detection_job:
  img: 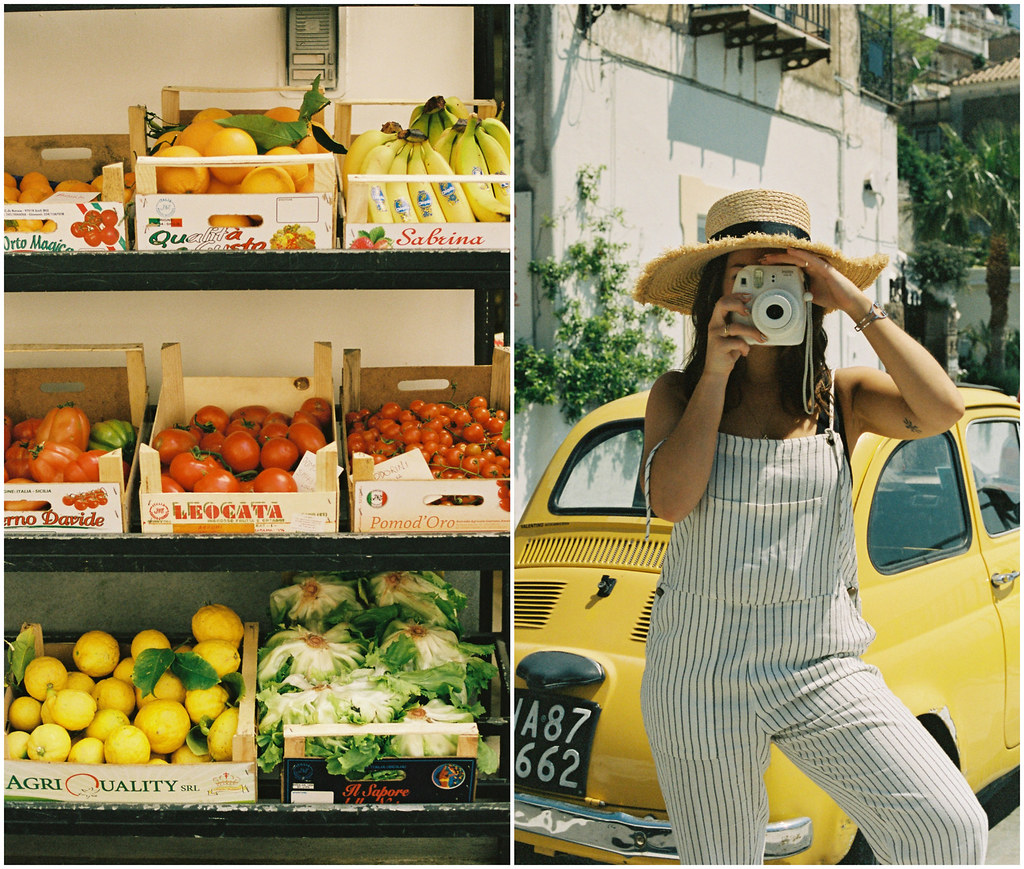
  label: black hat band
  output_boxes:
[709,220,811,242]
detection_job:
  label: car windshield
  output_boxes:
[550,419,646,515]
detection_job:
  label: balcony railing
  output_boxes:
[690,4,831,70]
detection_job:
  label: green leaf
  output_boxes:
[221,670,245,702]
[5,627,38,688]
[171,652,220,691]
[298,74,330,123]
[132,648,176,698]
[311,123,347,154]
[186,724,209,757]
[215,115,309,151]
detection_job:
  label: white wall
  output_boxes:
[4,5,480,400]
[514,6,899,521]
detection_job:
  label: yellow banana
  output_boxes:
[410,107,432,138]
[434,119,464,165]
[475,124,510,208]
[445,95,470,120]
[386,141,418,223]
[407,142,446,223]
[358,138,402,223]
[451,116,510,221]
[426,110,447,148]
[479,116,511,159]
[342,126,399,200]
[409,103,425,127]
[421,140,476,223]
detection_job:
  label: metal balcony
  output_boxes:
[690,4,831,70]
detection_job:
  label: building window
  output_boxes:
[859,7,896,102]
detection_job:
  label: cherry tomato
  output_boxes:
[220,431,262,473]
[478,459,502,478]
[84,210,102,226]
[152,427,199,465]
[472,406,491,423]
[378,401,402,421]
[191,405,230,434]
[484,416,505,435]
[70,222,88,238]
[84,229,103,247]
[299,397,333,430]
[468,396,488,411]
[99,209,118,227]
[260,436,300,471]
[99,225,120,246]
[193,468,241,493]
[287,421,327,455]
[253,468,298,493]
[461,455,483,476]
[462,423,486,444]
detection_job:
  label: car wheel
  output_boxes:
[838,830,877,865]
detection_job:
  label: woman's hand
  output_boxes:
[706,291,764,378]
[760,249,872,320]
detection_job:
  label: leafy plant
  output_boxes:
[515,165,676,422]
[907,240,971,292]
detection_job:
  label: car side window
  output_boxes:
[965,418,1020,536]
[550,421,645,514]
[867,433,971,572]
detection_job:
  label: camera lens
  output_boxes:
[766,304,785,321]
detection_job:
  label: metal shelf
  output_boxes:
[3,531,511,573]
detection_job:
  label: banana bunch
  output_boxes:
[343,100,511,224]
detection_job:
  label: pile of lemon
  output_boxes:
[6,604,244,766]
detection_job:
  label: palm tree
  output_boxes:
[914,121,1020,373]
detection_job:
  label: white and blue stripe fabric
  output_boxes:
[640,405,987,864]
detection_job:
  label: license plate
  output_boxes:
[513,690,600,796]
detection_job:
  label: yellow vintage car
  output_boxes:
[514,385,1019,864]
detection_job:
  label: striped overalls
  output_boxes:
[640,409,988,864]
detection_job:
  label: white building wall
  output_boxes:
[515,5,899,521]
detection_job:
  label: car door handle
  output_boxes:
[991,570,1020,587]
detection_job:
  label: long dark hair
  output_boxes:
[679,253,832,417]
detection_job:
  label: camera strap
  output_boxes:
[801,293,815,414]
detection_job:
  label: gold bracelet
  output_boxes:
[854,302,888,332]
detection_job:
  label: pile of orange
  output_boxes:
[153,106,329,201]
[4,170,134,233]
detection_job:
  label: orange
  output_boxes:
[296,172,315,193]
[55,180,96,193]
[208,214,253,227]
[19,171,50,192]
[240,165,295,194]
[264,106,300,122]
[205,177,240,195]
[192,107,231,122]
[203,128,258,185]
[155,145,210,194]
[19,187,52,203]
[90,175,105,192]
[176,119,225,155]
[151,130,179,153]
[264,146,308,185]
[3,171,16,187]
[5,185,20,203]
[295,123,329,155]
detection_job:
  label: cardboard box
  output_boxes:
[5,153,128,253]
[4,622,259,804]
[281,721,478,805]
[138,342,339,534]
[4,344,147,534]
[341,347,511,533]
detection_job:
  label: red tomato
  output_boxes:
[220,431,262,473]
[461,455,483,476]
[484,416,505,435]
[152,428,199,465]
[478,459,502,478]
[161,474,186,493]
[5,443,34,479]
[287,421,327,455]
[471,406,491,423]
[462,423,486,444]
[261,437,300,471]
[199,430,226,453]
[258,422,290,445]
[290,410,322,430]
[35,403,90,451]
[299,397,333,430]
[62,449,108,483]
[378,401,402,421]
[168,450,221,491]
[226,417,261,438]
[347,432,368,453]
[253,467,298,493]
[264,411,291,427]
[193,469,241,493]
[29,441,82,483]
[191,405,230,434]
[468,396,488,411]
[11,418,41,443]
[451,408,472,427]
[230,405,270,425]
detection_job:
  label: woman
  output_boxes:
[632,189,986,864]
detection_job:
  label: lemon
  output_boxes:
[113,657,135,683]
[50,688,98,731]
[192,640,241,677]
[130,629,171,659]
[40,691,58,724]
[7,695,43,731]
[7,730,31,759]
[72,631,120,678]
[24,656,68,701]
[184,684,230,725]
[148,757,169,765]
[171,743,211,764]
[27,723,72,762]
[133,699,191,755]
[93,677,136,716]
[207,706,239,761]
[104,724,150,764]
[65,671,97,694]
[68,736,106,764]
[136,670,186,706]
[192,604,244,647]
[85,708,130,742]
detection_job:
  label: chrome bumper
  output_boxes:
[515,792,813,861]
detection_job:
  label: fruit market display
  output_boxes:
[152,397,334,494]
[343,94,511,238]
[4,403,135,487]
[5,604,246,765]
[255,570,499,776]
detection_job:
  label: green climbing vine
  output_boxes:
[515,165,676,422]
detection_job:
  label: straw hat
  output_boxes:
[633,189,889,314]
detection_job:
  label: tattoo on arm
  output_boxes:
[903,417,922,433]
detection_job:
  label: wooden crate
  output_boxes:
[4,622,259,803]
[4,133,129,195]
[138,342,339,534]
[4,344,147,533]
[341,346,511,533]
